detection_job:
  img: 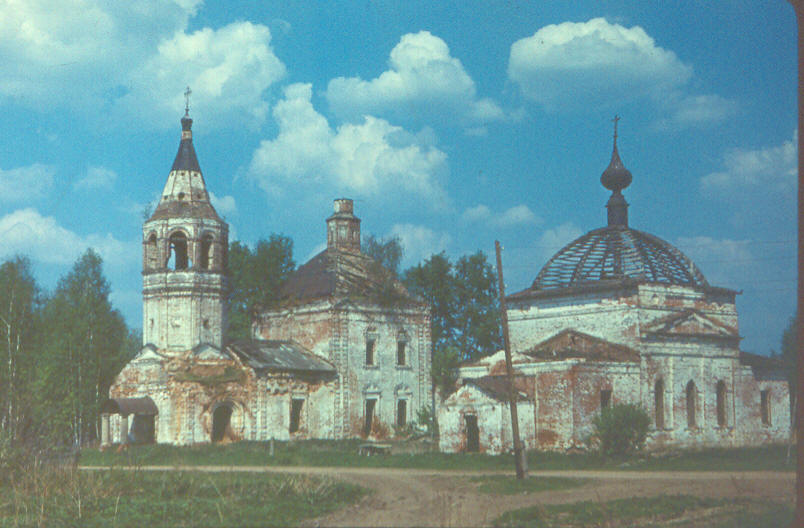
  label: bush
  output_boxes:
[592,403,651,456]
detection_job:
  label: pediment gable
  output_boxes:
[192,343,232,361]
[642,309,737,339]
[524,329,639,363]
[134,344,165,363]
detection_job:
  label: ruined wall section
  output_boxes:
[437,385,533,455]
[337,303,432,438]
[508,288,641,352]
[256,301,433,439]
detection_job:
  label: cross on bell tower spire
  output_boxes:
[184,86,192,117]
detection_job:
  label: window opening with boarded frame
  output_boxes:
[289,398,304,433]
[716,380,727,427]
[654,379,665,429]
[363,398,377,436]
[397,399,407,427]
[760,390,771,426]
[600,389,612,409]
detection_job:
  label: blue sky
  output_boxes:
[0,1,796,355]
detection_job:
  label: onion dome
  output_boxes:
[528,118,709,292]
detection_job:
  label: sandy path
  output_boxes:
[80,466,795,527]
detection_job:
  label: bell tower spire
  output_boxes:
[142,104,229,354]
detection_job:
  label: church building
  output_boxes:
[438,124,791,454]
[102,111,430,445]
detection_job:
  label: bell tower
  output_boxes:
[142,107,228,353]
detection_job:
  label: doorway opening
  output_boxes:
[211,404,232,442]
[465,414,479,452]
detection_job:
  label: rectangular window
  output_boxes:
[600,389,612,409]
[397,399,407,427]
[365,338,375,366]
[364,398,377,436]
[289,398,304,433]
[397,341,406,366]
[760,390,771,426]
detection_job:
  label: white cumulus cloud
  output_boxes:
[0,163,55,202]
[389,223,451,267]
[508,18,732,125]
[0,208,136,268]
[74,166,117,191]
[0,2,284,129]
[209,191,237,217]
[326,31,503,125]
[462,204,541,228]
[701,131,797,194]
[249,83,449,207]
[121,21,286,128]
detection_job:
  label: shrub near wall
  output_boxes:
[592,404,651,456]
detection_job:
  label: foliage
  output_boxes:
[82,442,794,472]
[471,475,583,495]
[1,467,366,527]
[362,234,403,274]
[0,256,42,441]
[493,495,786,528]
[37,249,129,446]
[591,403,651,456]
[403,251,501,400]
[414,405,436,438]
[227,235,295,340]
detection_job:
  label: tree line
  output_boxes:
[0,251,136,448]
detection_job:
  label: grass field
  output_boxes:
[492,495,794,527]
[80,439,795,473]
[0,466,366,527]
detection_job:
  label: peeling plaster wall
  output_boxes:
[257,301,432,439]
[438,385,534,455]
[109,352,337,445]
[440,283,789,453]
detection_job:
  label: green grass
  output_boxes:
[493,495,793,527]
[80,440,795,473]
[471,475,584,495]
[1,467,366,527]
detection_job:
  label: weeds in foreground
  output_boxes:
[493,494,793,527]
[0,464,365,527]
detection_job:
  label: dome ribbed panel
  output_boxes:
[532,227,708,290]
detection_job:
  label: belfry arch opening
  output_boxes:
[211,403,233,442]
[146,233,159,269]
[167,232,190,270]
[199,233,214,270]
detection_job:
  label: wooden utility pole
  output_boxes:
[495,240,527,479]
[788,2,804,526]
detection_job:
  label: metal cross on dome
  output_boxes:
[184,86,192,116]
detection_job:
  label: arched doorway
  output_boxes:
[211,403,232,442]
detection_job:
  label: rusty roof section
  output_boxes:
[148,114,222,222]
[279,248,417,306]
[101,396,158,416]
[465,376,529,402]
[523,329,640,363]
[227,339,336,374]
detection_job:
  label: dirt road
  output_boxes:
[80,465,794,527]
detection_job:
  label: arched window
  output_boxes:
[167,232,189,270]
[686,380,698,428]
[654,378,665,429]
[146,233,158,269]
[199,234,214,270]
[716,380,727,427]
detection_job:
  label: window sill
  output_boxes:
[396,365,412,370]
[363,365,380,370]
